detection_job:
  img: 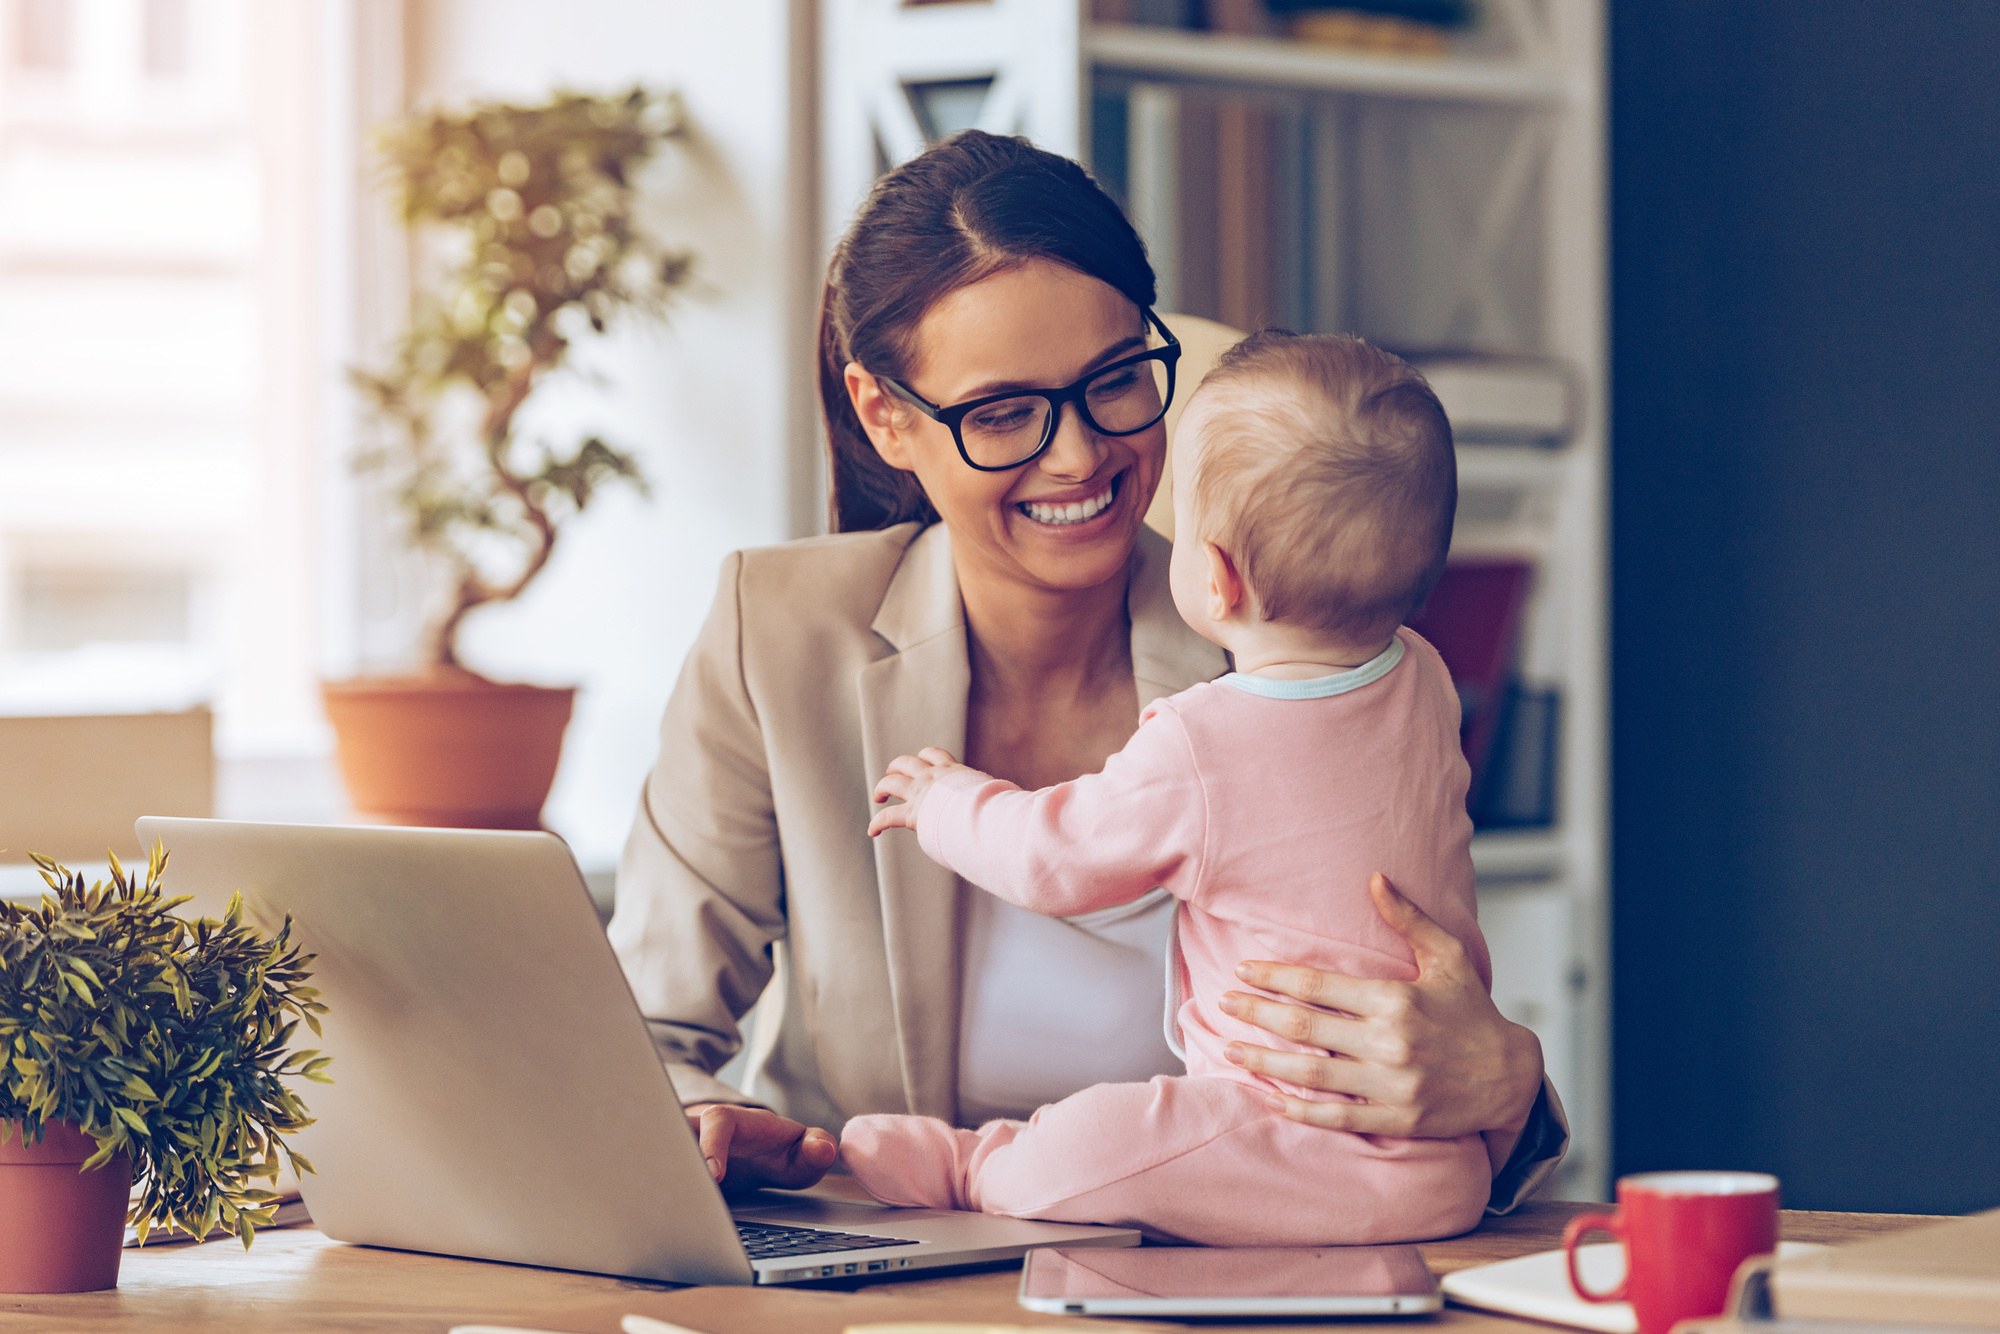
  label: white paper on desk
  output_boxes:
[1442,1241,1829,1333]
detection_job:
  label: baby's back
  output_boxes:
[1163,628,1484,1092]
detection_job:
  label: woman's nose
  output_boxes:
[1037,402,1105,481]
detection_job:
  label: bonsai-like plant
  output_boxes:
[0,847,331,1246]
[353,86,693,670]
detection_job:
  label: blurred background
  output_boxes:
[0,0,1992,1213]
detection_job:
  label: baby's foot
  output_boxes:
[839,1114,978,1210]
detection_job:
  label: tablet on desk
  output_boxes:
[1019,1243,1444,1317]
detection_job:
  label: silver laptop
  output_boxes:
[135,817,1140,1286]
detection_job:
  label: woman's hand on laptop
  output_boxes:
[1217,872,1544,1146]
[685,1103,838,1192]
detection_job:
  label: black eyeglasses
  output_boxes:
[876,309,1181,471]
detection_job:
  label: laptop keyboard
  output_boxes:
[735,1220,917,1261]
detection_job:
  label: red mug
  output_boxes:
[1563,1171,1780,1334]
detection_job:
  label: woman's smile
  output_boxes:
[1014,468,1125,531]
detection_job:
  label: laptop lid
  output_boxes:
[136,817,755,1286]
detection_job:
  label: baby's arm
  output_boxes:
[869,707,1206,917]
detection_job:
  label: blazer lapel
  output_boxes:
[856,524,968,1121]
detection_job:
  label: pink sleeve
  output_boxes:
[914,705,1207,917]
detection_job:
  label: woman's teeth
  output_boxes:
[1021,483,1115,526]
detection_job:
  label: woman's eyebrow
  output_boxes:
[952,333,1148,401]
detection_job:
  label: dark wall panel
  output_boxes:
[1611,2,2000,1213]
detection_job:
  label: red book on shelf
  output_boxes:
[1407,560,1535,788]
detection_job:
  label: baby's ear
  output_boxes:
[1203,541,1247,622]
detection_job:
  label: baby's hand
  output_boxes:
[868,747,969,837]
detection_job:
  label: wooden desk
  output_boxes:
[0,1201,1941,1334]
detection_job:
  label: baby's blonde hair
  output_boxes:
[1185,332,1456,644]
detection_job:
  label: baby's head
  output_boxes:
[1169,332,1456,658]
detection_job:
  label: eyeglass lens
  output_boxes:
[959,356,1172,468]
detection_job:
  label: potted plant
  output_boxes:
[0,847,330,1293]
[329,86,694,829]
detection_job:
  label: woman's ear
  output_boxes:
[1203,541,1247,624]
[845,362,916,472]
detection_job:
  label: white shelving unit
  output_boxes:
[821,0,1607,1200]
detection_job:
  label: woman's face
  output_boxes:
[846,259,1165,595]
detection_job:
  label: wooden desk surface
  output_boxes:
[0,1200,1941,1334]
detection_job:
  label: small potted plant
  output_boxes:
[0,847,330,1293]
[328,86,694,829]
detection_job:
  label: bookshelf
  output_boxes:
[1087,22,1576,103]
[821,0,1606,1200]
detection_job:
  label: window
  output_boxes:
[142,0,189,78]
[0,0,324,756]
[9,0,71,72]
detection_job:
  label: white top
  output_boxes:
[956,883,1183,1125]
[953,642,1413,1125]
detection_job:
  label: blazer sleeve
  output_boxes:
[1485,1077,1572,1213]
[608,551,786,1109]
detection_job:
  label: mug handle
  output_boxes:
[1563,1211,1630,1303]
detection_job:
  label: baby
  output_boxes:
[844,331,1492,1246]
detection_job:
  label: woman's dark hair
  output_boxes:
[819,130,1157,532]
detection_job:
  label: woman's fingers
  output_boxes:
[1225,1037,1413,1103]
[873,772,912,803]
[1261,1091,1418,1137]
[694,1104,736,1182]
[1367,872,1474,980]
[1232,959,1389,1019]
[1220,989,1375,1058]
[693,1106,838,1191]
[916,747,959,766]
[774,1126,840,1188]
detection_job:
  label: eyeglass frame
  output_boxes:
[873,308,1182,472]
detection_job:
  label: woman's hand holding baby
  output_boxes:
[1220,873,1545,1149]
[868,747,971,836]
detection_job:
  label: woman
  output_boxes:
[609,131,1565,1210]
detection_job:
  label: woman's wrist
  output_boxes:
[1494,1019,1545,1134]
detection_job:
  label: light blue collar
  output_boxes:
[1219,635,1405,700]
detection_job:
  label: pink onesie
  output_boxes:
[840,627,1494,1245]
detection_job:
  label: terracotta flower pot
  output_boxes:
[322,673,577,829]
[0,1121,131,1293]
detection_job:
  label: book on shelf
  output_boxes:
[1471,680,1558,829]
[1407,559,1554,828]
[1408,560,1530,782]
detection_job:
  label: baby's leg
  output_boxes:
[853,1077,1490,1245]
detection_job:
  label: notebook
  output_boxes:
[1442,1242,1829,1333]
[1769,1208,2000,1327]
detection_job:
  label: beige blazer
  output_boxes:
[610,520,1223,1123]
[609,518,1568,1209]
